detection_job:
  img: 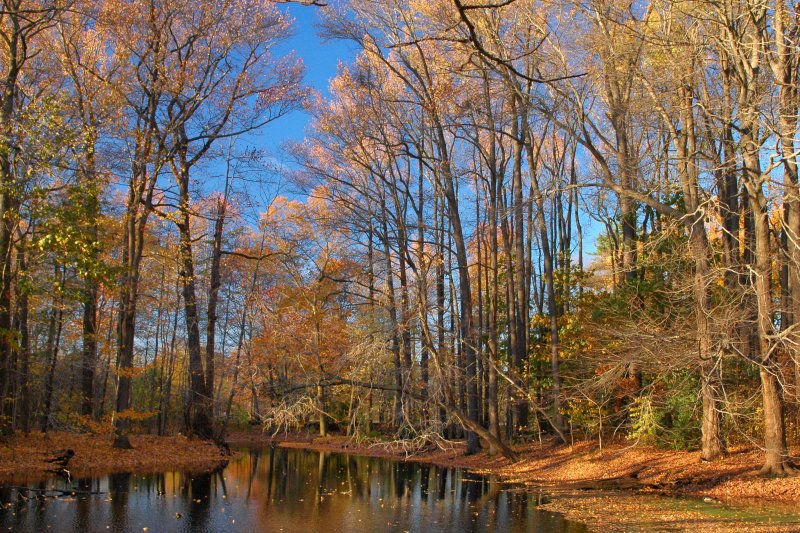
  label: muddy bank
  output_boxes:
[0,432,232,482]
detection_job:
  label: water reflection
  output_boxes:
[0,447,585,532]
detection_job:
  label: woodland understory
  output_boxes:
[1,0,800,485]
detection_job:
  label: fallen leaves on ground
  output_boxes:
[0,432,232,482]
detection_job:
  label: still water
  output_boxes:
[0,447,586,532]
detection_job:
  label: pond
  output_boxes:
[0,447,587,532]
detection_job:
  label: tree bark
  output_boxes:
[175,153,213,440]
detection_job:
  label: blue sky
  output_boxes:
[245,4,602,260]
[190,4,352,219]
[259,4,354,160]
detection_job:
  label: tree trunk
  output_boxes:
[206,198,226,421]
[178,191,213,440]
[0,12,23,437]
[379,195,403,428]
[523,124,565,440]
[15,245,30,434]
[41,270,65,433]
[435,122,481,454]
[744,141,794,475]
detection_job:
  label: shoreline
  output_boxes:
[228,432,800,531]
[1,430,799,530]
[3,430,798,503]
[0,432,232,483]
[226,431,800,503]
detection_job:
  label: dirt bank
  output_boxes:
[0,432,232,482]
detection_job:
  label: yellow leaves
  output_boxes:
[153,208,182,225]
[63,413,115,437]
[641,4,663,35]
[409,0,458,26]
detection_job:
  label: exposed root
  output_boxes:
[369,430,457,458]
[758,461,800,477]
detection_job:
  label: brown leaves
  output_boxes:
[0,432,231,482]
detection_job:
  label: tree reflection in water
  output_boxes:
[0,447,585,532]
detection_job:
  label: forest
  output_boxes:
[1,0,800,480]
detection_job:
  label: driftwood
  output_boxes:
[45,448,74,467]
[44,448,75,480]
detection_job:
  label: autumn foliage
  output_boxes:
[1,0,800,482]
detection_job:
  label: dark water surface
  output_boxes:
[0,447,586,532]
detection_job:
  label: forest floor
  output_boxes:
[0,431,232,482]
[227,430,800,532]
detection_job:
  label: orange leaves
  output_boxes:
[0,432,229,481]
[247,193,357,377]
[113,408,156,422]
